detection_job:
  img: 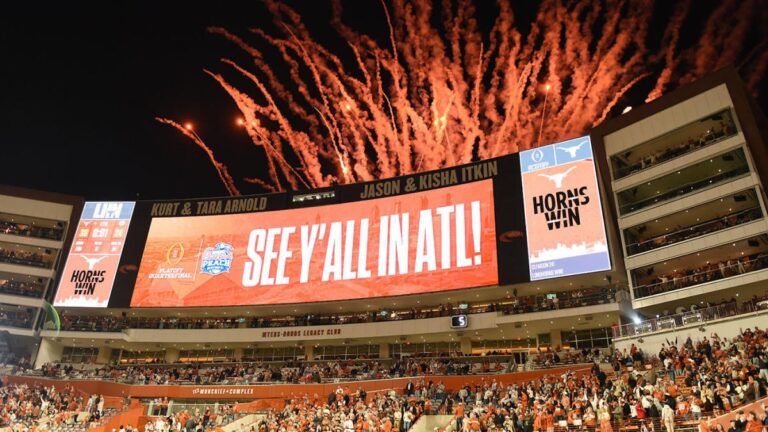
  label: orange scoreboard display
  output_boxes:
[129,180,498,307]
[54,202,135,307]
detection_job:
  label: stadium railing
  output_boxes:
[612,298,768,338]
[50,287,622,333]
[632,254,768,299]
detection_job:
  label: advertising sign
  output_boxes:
[520,136,610,280]
[54,202,135,307]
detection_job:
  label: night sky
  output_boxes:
[0,2,296,200]
[0,1,764,201]
[1,1,438,201]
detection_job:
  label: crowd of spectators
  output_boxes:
[626,207,763,256]
[252,386,430,432]
[255,366,610,432]
[0,278,46,299]
[0,308,34,329]
[21,348,612,389]
[620,330,767,414]
[525,349,607,370]
[0,247,53,269]
[620,160,750,215]
[54,287,619,333]
[251,326,767,431]
[0,219,64,241]
[6,327,766,431]
[0,383,112,431]
[609,327,768,431]
[613,115,737,179]
[33,357,514,387]
[143,403,239,432]
[634,252,768,299]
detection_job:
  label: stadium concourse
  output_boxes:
[3,66,768,432]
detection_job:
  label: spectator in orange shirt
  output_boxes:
[533,410,543,432]
[468,413,482,431]
[584,407,597,427]
[544,410,555,432]
[698,418,711,432]
[668,384,678,398]
[455,402,465,431]
[746,412,762,432]
[554,403,565,422]
[381,416,392,432]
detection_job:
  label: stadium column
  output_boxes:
[304,344,315,360]
[460,337,472,355]
[164,348,180,363]
[96,347,112,364]
[34,339,64,369]
[234,347,244,361]
[550,329,562,350]
[379,343,390,359]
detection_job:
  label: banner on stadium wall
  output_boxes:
[129,180,498,307]
[53,202,135,307]
[520,136,611,280]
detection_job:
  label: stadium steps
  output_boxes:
[411,414,454,432]
[220,414,265,432]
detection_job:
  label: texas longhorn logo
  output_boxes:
[556,140,588,158]
[538,166,577,188]
[80,255,107,270]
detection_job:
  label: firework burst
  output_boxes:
[158,0,768,195]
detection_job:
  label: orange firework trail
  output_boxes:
[158,0,767,194]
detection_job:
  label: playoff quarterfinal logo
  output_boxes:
[200,242,234,275]
[531,149,544,163]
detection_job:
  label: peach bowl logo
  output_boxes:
[200,242,233,275]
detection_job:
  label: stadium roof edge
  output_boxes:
[0,184,83,206]
[590,65,753,137]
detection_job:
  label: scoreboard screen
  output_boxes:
[51,136,612,308]
[53,202,135,307]
[451,315,469,328]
